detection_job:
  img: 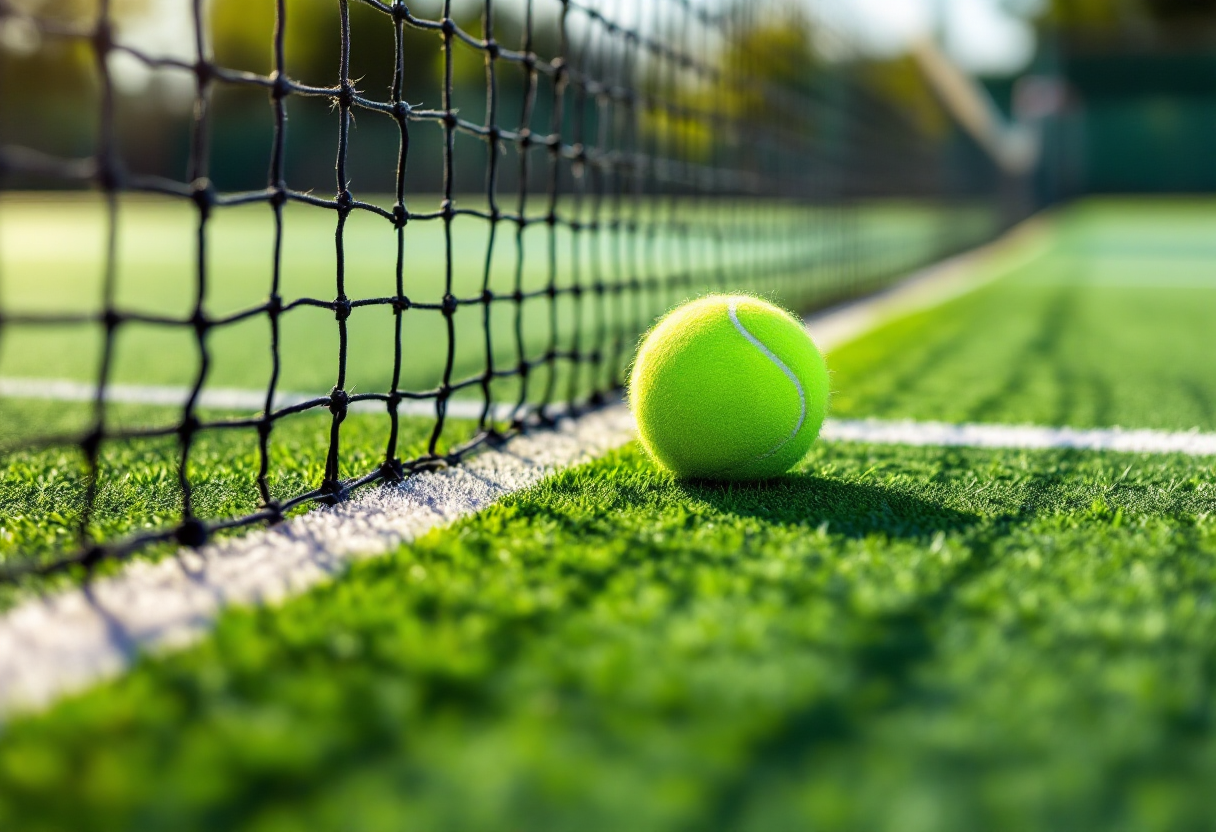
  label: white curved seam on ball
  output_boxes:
[727,301,806,461]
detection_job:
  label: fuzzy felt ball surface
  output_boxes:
[629,294,830,480]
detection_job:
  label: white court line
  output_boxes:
[823,419,1216,457]
[0,378,511,422]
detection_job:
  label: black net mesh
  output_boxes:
[0,0,1025,581]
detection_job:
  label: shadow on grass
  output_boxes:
[678,473,992,825]
[677,473,980,541]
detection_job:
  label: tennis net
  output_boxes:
[0,0,1029,580]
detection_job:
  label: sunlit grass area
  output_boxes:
[829,199,1216,432]
[2,441,1213,831]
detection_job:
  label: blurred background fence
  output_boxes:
[3,1,1214,204]
[0,0,1017,204]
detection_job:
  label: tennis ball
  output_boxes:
[629,294,829,481]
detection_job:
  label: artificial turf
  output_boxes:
[0,410,480,605]
[1,441,1215,831]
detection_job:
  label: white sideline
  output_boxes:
[823,419,1216,456]
[0,378,512,422]
[0,215,1055,717]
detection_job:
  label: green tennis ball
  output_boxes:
[629,294,830,481]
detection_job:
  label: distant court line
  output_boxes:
[0,377,511,421]
[4,370,1211,456]
[822,419,1216,457]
